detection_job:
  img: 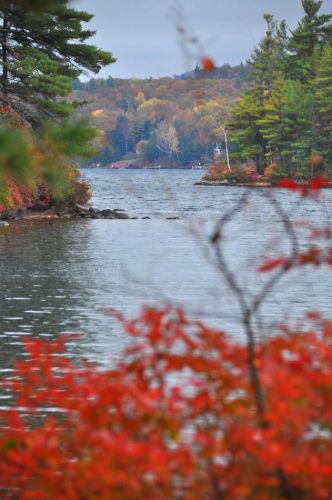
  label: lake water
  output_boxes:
[0,168,332,375]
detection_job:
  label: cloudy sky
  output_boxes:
[76,0,331,79]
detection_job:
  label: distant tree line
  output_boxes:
[72,69,246,166]
[177,62,249,84]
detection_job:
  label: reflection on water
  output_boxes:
[0,169,332,371]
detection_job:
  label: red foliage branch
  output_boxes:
[0,180,52,213]
[277,176,326,198]
[0,308,332,498]
[258,247,332,273]
[5,179,35,209]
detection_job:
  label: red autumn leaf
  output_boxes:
[277,178,298,190]
[201,57,215,71]
[308,175,325,190]
[296,247,322,266]
[306,311,321,321]
[309,227,332,239]
[257,257,288,273]
[277,176,326,198]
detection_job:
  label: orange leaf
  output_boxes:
[201,57,215,71]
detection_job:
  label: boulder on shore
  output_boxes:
[66,204,130,219]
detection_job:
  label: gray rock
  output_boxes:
[74,203,89,212]
[99,209,115,219]
[112,211,130,219]
[56,205,131,220]
[0,209,15,221]
[194,180,230,186]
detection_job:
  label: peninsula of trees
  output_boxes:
[228,0,332,181]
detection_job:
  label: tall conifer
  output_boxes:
[313,46,332,166]
[229,15,286,172]
[0,1,115,123]
[287,0,331,81]
[229,0,331,177]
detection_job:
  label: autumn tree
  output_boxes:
[155,121,179,158]
[194,97,229,144]
[172,109,205,163]
[138,98,174,125]
[111,114,135,157]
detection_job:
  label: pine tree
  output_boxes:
[287,0,332,82]
[282,81,316,176]
[257,72,288,167]
[229,1,331,177]
[248,14,288,95]
[229,14,287,172]
[228,92,265,171]
[313,46,332,166]
[0,1,115,123]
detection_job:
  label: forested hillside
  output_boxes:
[73,65,249,166]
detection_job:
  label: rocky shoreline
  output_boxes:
[0,203,181,225]
[0,203,131,224]
[195,180,332,188]
[194,180,273,187]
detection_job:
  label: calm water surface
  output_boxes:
[0,169,331,375]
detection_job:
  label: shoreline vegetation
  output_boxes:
[195,180,332,188]
[199,160,332,188]
[0,0,115,222]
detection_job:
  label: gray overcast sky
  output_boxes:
[76,0,332,79]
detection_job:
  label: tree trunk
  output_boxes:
[256,154,261,174]
[1,9,9,88]
[222,127,231,170]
